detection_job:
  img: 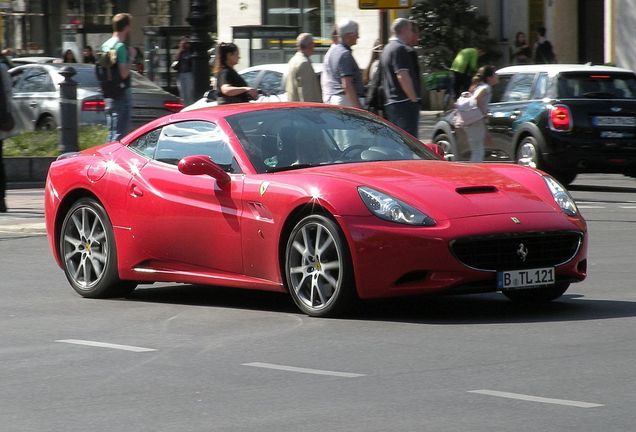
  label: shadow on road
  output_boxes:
[125,284,636,325]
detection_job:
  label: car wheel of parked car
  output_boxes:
[284,214,356,317]
[433,133,456,160]
[36,115,57,131]
[502,282,570,304]
[60,198,136,298]
[516,135,542,169]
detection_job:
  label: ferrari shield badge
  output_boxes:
[259,181,270,196]
[511,217,521,224]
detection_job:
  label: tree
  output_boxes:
[410,0,500,72]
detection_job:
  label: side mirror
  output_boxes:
[423,143,445,160]
[178,155,231,187]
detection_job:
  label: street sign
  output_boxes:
[358,0,412,9]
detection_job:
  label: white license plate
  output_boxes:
[497,267,555,290]
[593,116,636,127]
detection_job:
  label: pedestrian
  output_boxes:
[320,26,339,103]
[284,33,321,103]
[100,12,133,142]
[456,65,497,162]
[450,47,484,100]
[83,45,96,64]
[173,37,195,105]
[533,26,557,64]
[380,18,421,137]
[131,46,144,75]
[364,43,384,115]
[0,53,21,212]
[63,49,77,63]
[213,42,257,105]
[510,31,531,65]
[321,19,365,108]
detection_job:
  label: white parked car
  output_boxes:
[183,63,322,111]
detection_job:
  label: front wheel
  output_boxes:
[60,198,136,298]
[502,282,570,304]
[284,214,356,317]
[433,133,456,161]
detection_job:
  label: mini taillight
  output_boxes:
[549,104,572,131]
[82,100,105,111]
[163,101,184,112]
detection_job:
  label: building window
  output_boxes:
[263,0,334,46]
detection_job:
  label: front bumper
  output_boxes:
[338,212,587,300]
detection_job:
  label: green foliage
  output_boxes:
[411,0,501,71]
[4,125,108,157]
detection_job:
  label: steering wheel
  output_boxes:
[339,145,368,160]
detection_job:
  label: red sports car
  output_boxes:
[44,103,587,317]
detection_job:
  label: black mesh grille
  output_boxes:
[450,232,583,271]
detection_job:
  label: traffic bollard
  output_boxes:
[58,66,79,153]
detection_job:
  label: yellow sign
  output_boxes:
[359,0,412,9]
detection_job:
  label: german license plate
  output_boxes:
[497,267,555,290]
[593,116,636,127]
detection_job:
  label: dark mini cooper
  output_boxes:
[432,64,636,185]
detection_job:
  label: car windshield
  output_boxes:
[557,72,636,99]
[226,107,436,173]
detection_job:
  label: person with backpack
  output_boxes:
[99,13,133,142]
[454,65,498,162]
[380,18,421,137]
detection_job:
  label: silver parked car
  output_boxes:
[10,63,183,131]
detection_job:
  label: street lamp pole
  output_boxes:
[188,0,213,102]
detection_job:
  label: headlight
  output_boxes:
[358,186,435,226]
[543,176,578,216]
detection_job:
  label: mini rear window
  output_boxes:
[557,72,636,99]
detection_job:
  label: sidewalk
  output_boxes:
[0,189,46,235]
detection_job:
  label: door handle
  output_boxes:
[130,184,144,198]
[29,102,38,108]
[511,110,522,118]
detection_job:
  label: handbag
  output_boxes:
[454,91,483,127]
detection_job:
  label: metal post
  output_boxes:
[188,0,213,102]
[58,66,78,153]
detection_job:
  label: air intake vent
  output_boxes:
[456,186,498,195]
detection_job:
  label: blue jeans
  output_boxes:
[384,101,420,138]
[105,90,132,142]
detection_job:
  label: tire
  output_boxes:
[433,133,456,161]
[502,282,570,304]
[553,170,577,187]
[284,214,356,317]
[36,115,57,131]
[516,135,542,170]
[60,198,136,298]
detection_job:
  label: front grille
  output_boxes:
[450,231,583,271]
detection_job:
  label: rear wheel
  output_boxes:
[433,133,455,160]
[284,214,356,317]
[516,135,542,169]
[502,282,570,304]
[60,198,136,298]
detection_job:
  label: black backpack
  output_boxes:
[95,48,127,98]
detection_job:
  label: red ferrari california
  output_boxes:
[45,103,587,317]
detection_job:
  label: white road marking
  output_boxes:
[242,362,365,378]
[468,389,603,408]
[619,206,636,209]
[577,205,606,209]
[56,339,156,352]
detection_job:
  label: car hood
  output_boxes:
[300,160,557,220]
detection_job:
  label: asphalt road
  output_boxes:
[2,174,636,431]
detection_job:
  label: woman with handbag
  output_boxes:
[454,65,497,162]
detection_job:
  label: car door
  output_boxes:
[126,120,245,274]
[13,67,58,130]
[487,72,537,160]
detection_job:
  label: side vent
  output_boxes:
[456,186,498,195]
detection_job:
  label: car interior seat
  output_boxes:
[277,126,299,166]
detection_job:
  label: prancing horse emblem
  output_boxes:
[517,243,529,262]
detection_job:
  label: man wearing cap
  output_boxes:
[285,33,321,103]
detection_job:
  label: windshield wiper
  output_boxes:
[266,163,318,173]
